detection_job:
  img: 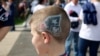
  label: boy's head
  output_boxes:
[30,6,70,55]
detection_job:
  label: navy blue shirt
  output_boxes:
[0,5,14,28]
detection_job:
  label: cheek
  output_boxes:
[31,36,47,55]
[31,36,43,53]
[31,37,35,46]
[31,36,39,47]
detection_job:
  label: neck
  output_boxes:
[72,1,78,5]
[39,43,65,56]
[48,43,65,56]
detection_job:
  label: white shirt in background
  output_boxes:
[32,4,46,13]
[79,2,100,41]
[64,2,82,32]
[31,0,38,13]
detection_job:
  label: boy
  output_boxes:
[29,6,70,56]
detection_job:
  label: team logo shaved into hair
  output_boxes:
[41,14,62,36]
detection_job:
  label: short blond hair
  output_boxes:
[30,6,70,43]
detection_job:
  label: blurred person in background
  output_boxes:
[7,0,16,31]
[53,0,66,8]
[78,0,100,56]
[64,0,82,56]
[31,0,38,14]
[23,0,48,28]
[18,0,27,19]
[31,0,48,13]
[0,0,13,41]
[1,0,9,12]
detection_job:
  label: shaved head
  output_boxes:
[30,6,70,43]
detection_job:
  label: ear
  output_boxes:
[41,32,50,44]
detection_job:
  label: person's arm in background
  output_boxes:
[0,27,11,41]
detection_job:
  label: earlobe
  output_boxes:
[41,32,50,44]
